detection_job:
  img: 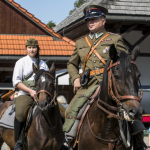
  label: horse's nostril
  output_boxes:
[45,102,47,106]
[129,109,136,117]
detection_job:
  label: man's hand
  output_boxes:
[29,89,37,99]
[73,78,81,94]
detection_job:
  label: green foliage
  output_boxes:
[69,0,87,15]
[47,21,56,28]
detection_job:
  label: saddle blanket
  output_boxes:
[0,105,15,129]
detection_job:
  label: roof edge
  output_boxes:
[57,14,150,34]
[0,55,71,62]
[4,0,75,46]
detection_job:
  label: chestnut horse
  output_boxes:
[0,63,65,150]
[77,46,143,150]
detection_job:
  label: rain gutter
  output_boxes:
[57,15,150,34]
[0,56,70,63]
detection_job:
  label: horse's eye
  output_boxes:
[114,75,119,80]
[49,83,54,88]
[137,73,141,79]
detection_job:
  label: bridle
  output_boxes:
[88,59,144,148]
[34,71,56,111]
[97,59,143,120]
[107,60,143,107]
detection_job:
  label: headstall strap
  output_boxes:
[34,71,56,106]
[107,60,143,105]
[42,72,55,80]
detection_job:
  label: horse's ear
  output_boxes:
[109,44,118,62]
[129,45,140,61]
[33,63,38,73]
[49,62,55,78]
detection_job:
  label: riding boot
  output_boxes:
[68,140,73,150]
[14,117,24,150]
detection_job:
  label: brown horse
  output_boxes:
[0,63,65,150]
[77,46,143,150]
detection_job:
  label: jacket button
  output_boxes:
[94,55,96,57]
[83,49,85,52]
[94,60,96,63]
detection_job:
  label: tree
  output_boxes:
[47,21,56,28]
[69,0,88,15]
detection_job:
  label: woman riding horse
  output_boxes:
[12,38,49,150]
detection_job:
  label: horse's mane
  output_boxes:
[119,52,131,76]
[100,58,111,90]
[34,69,45,82]
[100,51,130,99]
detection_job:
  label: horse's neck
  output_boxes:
[88,82,119,138]
[89,100,118,138]
[39,104,61,129]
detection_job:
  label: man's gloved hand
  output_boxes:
[73,78,81,94]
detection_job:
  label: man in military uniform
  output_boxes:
[64,4,145,150]
[66,4,127,116]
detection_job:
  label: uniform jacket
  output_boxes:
[67,29,128,85]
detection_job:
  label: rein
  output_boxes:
[87,60,143,149]
[34,72,57,111]
[107,60,143,106]
[97,60,143,120]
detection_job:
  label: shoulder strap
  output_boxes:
[83,34,109,72]
[24,64,37,81]
[24,71,34,81]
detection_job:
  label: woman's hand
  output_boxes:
[17,82,37,98]
[29,89,37,99]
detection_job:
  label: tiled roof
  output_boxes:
[6,0,75,46]
[0,35,75,55]
[54,0,150,32]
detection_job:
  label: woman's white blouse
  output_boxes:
[12,55,49,96]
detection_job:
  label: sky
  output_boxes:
[14,0,75,25]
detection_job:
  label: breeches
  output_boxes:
[65,79,99,117]
[15,95,34,122]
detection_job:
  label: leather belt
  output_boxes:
[90,68,104,76]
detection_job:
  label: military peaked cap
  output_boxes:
[26,38,39,46]
[83,4,108,21]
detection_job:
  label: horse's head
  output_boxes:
[33,63,56,111]
[109,45,143,121]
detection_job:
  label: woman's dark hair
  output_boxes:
[26,45,40,70]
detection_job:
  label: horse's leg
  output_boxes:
[2,129,15,149]
[0,133,4,149]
